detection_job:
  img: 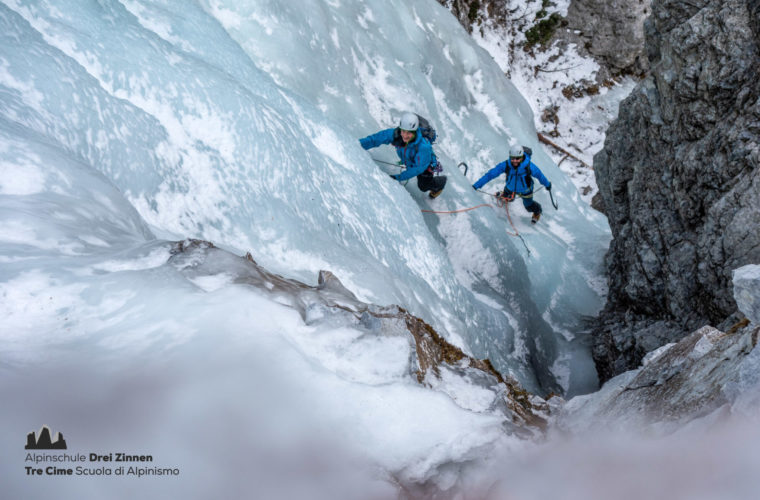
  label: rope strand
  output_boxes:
[423,191,531,256]
[486,192,531,255]
[372,158,531,254]
[372,157,404,168]
[421,204,492,214]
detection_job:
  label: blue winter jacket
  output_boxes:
[472,154,550,194]
[359,128,434,181]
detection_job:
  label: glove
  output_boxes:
[472,185,477,190]
[546,183,552,191]
[389,174,398,180]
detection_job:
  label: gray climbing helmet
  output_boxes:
[509,144,524,159]
[399,112,419,132]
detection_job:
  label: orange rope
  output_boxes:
[421,191,531,255]
[493,194,520,237]
[421,204,493,214]
[421,193,521,237]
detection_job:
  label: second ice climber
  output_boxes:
[359,112,447,199]
[472,144,552,224]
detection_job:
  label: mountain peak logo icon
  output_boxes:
[25,425,67,450]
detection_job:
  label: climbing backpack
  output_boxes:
[416,114,437,144]
[416,115,442,173]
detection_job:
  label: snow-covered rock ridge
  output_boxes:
[561,323,760,433]
[172,238,552,435]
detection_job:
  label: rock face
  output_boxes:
[436,0,509,33]
[564,0,651,78]
[593,0,760,382]
[734,265,760,325]
[559,322,760,433]
[440,0,651,79]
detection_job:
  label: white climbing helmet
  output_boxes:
[399,112,419,132]
[509,144,524,159]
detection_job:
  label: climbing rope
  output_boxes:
[372,158,404,168]
[420,204,492,214]
[492,192,532,255]
[422,190,531,255]
[373,157,533,253]
[372,157,409,185]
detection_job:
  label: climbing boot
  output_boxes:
[429,188,443,199]
[531,212,541,224]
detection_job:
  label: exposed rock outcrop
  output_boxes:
[563,0,651,78]
[440,0,651,80]
[436,0,510,34]
[169,239,550,433]
[593,0,760,382]
[734,265,760,325]
[560,321,760,432]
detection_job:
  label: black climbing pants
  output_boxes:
[417,171,446,193]
[522,196,542,214]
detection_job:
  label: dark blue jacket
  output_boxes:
[473,154,550,194]
[359,128,434,181]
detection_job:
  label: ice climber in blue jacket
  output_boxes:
[472,144,552,224]
[359,112,447,199]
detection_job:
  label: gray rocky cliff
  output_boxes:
[436,0,510,34]
[439,0,651,80]
[559,266,760,433]
[593,0,760,382]
[564,0,651,78]
[559,322,760,433]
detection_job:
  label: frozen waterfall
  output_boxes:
[1,0,613,498]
